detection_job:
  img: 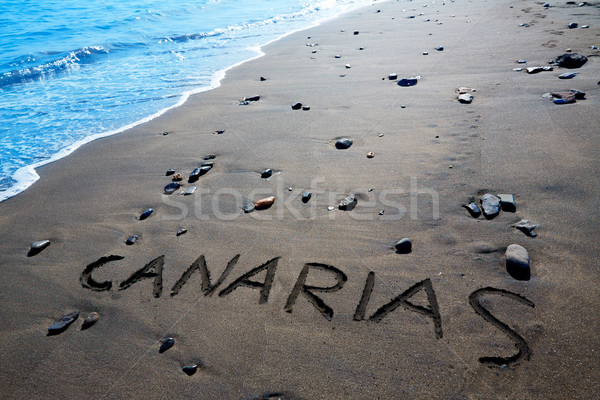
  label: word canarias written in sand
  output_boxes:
[81,254,535,367]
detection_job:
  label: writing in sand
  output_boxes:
[81,253,535,367]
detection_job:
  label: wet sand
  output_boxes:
[1,0,599,398]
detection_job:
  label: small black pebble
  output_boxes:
[159,337,175,353]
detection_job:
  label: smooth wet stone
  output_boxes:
[184,186,197,196]
[242,203,255,213]
[463,202,481,218]
[244,95,260,102]
[517,59,527,64]
[568,22,578,29]
[164,182,180,194]
[48,311,79,335]
[389,73,398,80]
[302,106,310,111]
[394,238,412,254]
[159,337,175,353]
[559,72,577,79]
[513,219,539,237]
[505,244,530,281]
[260,76,267,81]
[338,194,357,211]
[172,173,183,181]
[261,168,274,179]
[423,51,429,55]
[176,228,188,236]
[435,46,444,51]
[327,206,335,211]
[254,196,275,209]
[239,100,250,105]
[498,194,516,212]
[125,235,139,245]
[81,312,100,330]
[28,240,50,256]
[215,129,225,134]
[162,131,169,136]
[480,194,501,219]
[166,169,176,176]
[140,208,154,220]
[335,138,353,149]
[345,64,351,69]
[291,102,302,110]
[458,94,473,104]
[334,55,341,58]
[354,30,359,35]
[397,78,418,87]
[189,166,211,182]
[182,365,198,376]
[301,192,312,203]
[555,53,587,68]
[366,151,375,158]
[513,67,523,71]
[203,154,216,160]
[200,162,214,168]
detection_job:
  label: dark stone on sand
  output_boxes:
[242,203,255,213]
[480,194,501,219]
[189,166,211,182]
[463,202,481,218]
[339,194,357,211]
[261,168,274,179]
[260,77,267,81]
[200,162,214,168]
[215,129,225,134]
[125,235,139,245]
[203,154,216,160]
[140,208,154,220]
[164,182,180,194]
[301,192,312,203]
[397,78,418,87]
[302,106,310,111]
[394,238,412,254]
[335,138,353,149]
[559,72,577,79]
[81,312,100,330]
[458,94,473,104]
[244,95,260,102]
[291,102,302,110]
[159,337,175,353]
[48,311,79,335]
[389,73,398,80]
[166,169,176,176]
[354,30,359,35]
[506,244,530,281]
[162,131,169,136]
[436,46,444,51]
[498,194,516,212]
[28,240,50,257]
[239,101,250,105]
[183,365,198,376]
[568,22,578,29]
[513,219,539,237]
[176,228,188,236]
[555,53,587,68]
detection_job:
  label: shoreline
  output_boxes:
[0,0,381,204]
[1,0,599,398]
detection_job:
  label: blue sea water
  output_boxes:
[0,0,375,202]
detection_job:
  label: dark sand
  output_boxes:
[1,0,599,398]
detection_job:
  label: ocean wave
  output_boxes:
[0,45,109,89]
